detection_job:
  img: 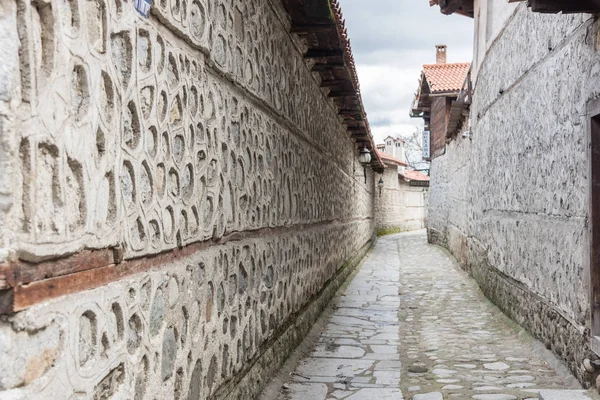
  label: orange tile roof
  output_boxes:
[422,63,470,94]
[402,170,430,182]
[376,151,408,167]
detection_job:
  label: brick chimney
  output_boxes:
[436,44,447,64]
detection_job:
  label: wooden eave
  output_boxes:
[411,72,460,117]
[431,0,600,15]
[446,66,472,138]
[509,0,600,14]
[410,73,432,117]
[430,0,475,18]
[282,0,384,172]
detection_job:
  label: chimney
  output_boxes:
[436,44,447,64]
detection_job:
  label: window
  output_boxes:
[387,141,392,146]
[396,143,401,147]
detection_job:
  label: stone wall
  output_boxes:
[0,0,376,398]
[427,2,600,385]
[375,166,427,235]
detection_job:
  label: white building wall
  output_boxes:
[427,0,599,384]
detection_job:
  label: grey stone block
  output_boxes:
[412,392,443,400]
[539,390,592,400]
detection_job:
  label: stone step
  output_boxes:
[538,390,594,400]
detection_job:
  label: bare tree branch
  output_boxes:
[398,128,430,171]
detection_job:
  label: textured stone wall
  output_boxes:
[0,0,376,398]
[427,2,600,384]
[374,166,427,235]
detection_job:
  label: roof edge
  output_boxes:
[281,0,384,171]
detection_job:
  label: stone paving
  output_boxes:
[274,231,586,400]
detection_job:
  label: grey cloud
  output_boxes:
[338,0,474,142]
[341,0,473,63]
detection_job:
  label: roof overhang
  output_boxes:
[430,0,600,15]
[509,0,600,13]
[446,65,472,138]
[429,0,474,18]
[281,0,385,172]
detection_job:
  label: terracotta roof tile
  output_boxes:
[376,151,408,167]
[422,62,470,94]
[402,170,430,182]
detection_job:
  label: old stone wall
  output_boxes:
[375,166,427,235]
[427,1,600,384]
[0,0,376,398]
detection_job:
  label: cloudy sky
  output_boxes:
[338,0,474,144]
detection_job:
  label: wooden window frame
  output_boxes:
[588,97,600,355]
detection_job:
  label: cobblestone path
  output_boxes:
[272,231,585,400]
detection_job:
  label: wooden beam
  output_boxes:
[290,24,333,34]
[328,91,355,98]
[14,248,116,286]
[304,48,344,58]
[440,0,463,15]
[530,0,600,13]
[311,63,346,72]
[320,80,344,88]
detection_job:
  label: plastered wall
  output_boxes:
[427,1,600,383]
[375,166,427,235]
[0,0,376,397]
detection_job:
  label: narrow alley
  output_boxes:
[3,0,600,398]
[268,232,585,400]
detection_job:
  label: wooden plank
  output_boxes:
[9,218,376,312]
[304,48,344,58]
[328,91,355,98]
[320,80,341,87]
[431,97,447,157]
[14,263,125,311]
[588,98,600,343]
[290,24,333,34]
[311,63,345,72]
[530,0,600,13]
[15,248,115,285]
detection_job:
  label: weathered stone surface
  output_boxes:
[375,162,427,235]
[408,364,428,373]
[274,233,587,400]
[346,388,404,399]
[161,327,177,381]
[0,0,376,399]
[483,362,510,371]
[538,390,593,400]
[93,364,125,399]
[412,393,443,400]
[0,322,60,390]
[426,2,600,387]
[274,236,403,399]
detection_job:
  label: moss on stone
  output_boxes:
[376,227,406,237]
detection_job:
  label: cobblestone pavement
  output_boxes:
[274,231,585,400]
